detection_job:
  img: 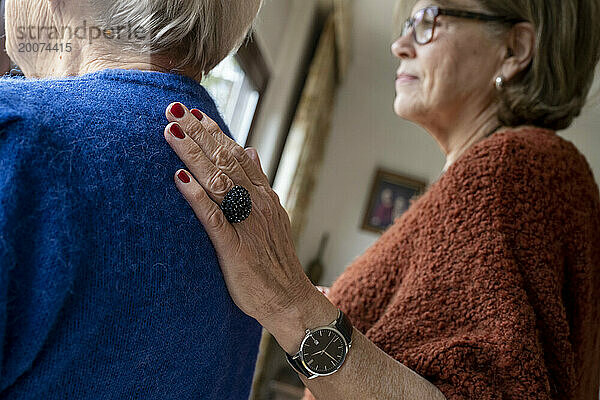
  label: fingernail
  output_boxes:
[191,109,204,121]
[177,170,190,183]
[170,124,185,139]
[170,103,185,118]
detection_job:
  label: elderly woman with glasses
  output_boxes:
[160,0,599,399]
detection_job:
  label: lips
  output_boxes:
[395,74,418,85]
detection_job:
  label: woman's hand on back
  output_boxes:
[162,102,331,341]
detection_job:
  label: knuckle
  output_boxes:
[260,191,279,220]
[186,121,204,141]
[208,169,230,196]
[261,203,274,219]
[207,207,226,228]
[207,121,221,135]
[188,147,205,165]
[209,127,222,140]
[206,126,222,143]
[192,188,206,204]
[232,145,247,160]
[215,147,237,172]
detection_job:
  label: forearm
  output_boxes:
[263,287,447,400]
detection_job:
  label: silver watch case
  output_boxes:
[295,323,352,379]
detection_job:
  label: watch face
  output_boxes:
[301,327,347,375]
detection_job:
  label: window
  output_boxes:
[202,57,259,146]
[202,35,269,147]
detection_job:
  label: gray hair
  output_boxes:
[89,0,262,79]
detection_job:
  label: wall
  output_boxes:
[294,0,600,286]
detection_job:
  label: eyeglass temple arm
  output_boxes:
[437,9,525,24]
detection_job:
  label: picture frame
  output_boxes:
[361,168,427,234]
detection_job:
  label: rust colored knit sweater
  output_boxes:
[304,127,600,399]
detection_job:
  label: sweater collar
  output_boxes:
[441,125,556,174]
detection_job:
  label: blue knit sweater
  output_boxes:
[0,69,261,399]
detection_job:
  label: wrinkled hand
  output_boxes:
[162,102,316,327]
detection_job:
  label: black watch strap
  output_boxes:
[335,310,353,344]
[286,352,313,377]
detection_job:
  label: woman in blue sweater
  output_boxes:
[0,0,262,398]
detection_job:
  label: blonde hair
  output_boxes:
[394,0,600,131]
[89,0,262,80]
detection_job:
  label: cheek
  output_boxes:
[447,41,497,95]
[424,49,463,100]
[422,42,494,109]
[399,54,459,116]
[394,52,467,119]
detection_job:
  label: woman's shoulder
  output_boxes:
[0,74,89,130]
[437,126,600,221]
[0,69,227,137]
[487,125,576,156]
[472,125,566,161]
[455,125,595,184]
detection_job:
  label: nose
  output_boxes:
[391,33,416,59]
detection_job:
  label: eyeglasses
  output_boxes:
[401,6,525,45]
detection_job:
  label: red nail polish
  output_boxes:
[171,103,185,118]
[170,124,185,139]
[191,109,204,121]
[177,170,190,183]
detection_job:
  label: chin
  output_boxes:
[393,96,417,120]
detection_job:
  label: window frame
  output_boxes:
[233,33,270,148]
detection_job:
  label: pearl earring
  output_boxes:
[495,75,505,91]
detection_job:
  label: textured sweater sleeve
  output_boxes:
[324,221,410,335]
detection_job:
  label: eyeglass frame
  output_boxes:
[401,6,526,45]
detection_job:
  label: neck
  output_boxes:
[24,46,183,79]
[422,100,503,172]
[442,120,502,172]
[7,1,188,79]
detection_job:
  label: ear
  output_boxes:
[500,22,536,81]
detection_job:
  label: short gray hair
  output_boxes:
[89,0,262,79]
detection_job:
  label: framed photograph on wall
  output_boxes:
[361,168,427,234]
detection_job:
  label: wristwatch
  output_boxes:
[286,309,353,379]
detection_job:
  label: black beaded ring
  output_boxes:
[221,185,252,224]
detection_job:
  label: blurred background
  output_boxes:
[2,0,599,398]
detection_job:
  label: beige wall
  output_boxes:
[293,0,600,285]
